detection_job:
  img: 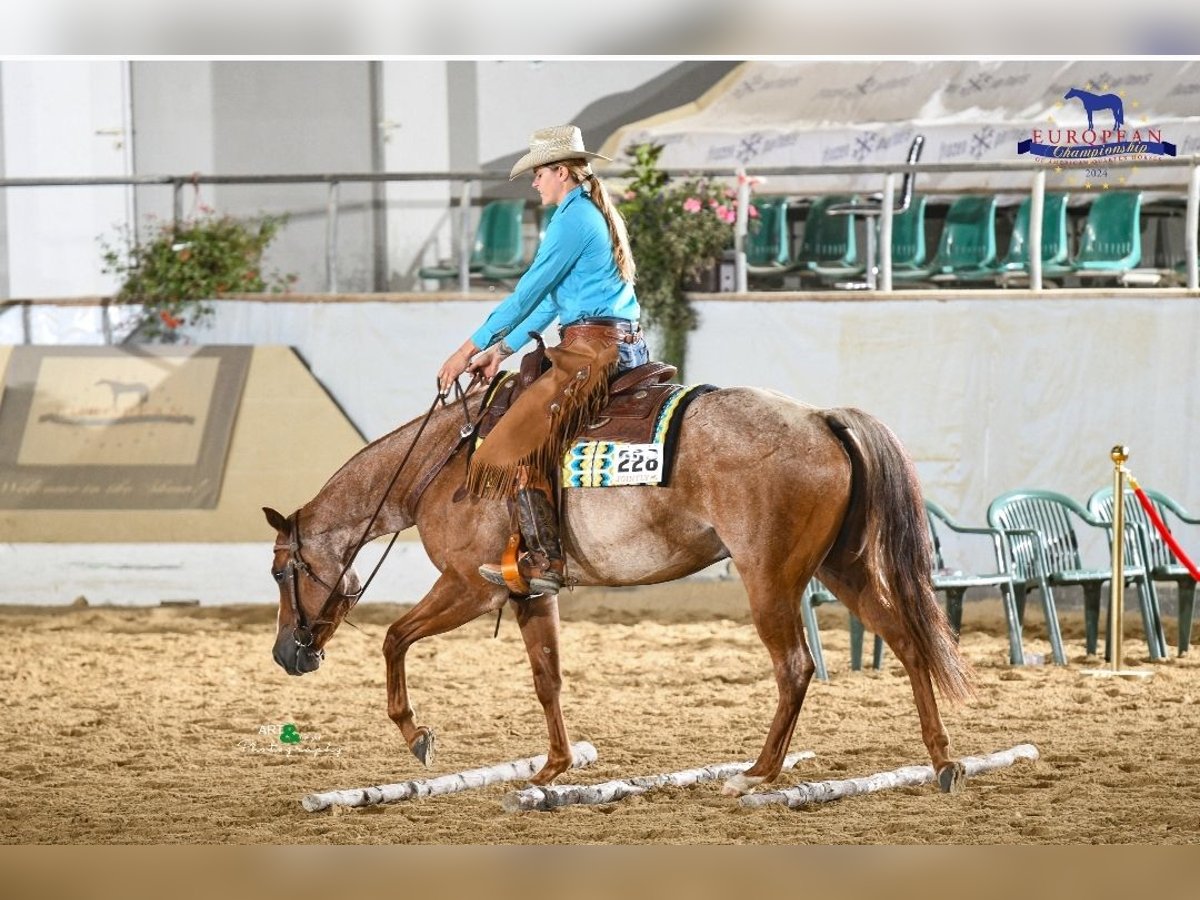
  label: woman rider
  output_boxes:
[437,124,648,596]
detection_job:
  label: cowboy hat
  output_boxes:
[509,124,611,180]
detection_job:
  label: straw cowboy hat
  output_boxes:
[509,124,611,180]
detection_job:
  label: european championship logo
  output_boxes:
[1017,84,1176,172]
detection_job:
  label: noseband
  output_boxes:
[273,516,364,650]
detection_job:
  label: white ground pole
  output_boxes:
[503,749,816,812]
[739,743,1039,810]
[301,741,598,812]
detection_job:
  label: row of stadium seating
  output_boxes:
[417,189,1191,292]
[747,190,1190,290]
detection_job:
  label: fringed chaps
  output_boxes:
[467,334,619,499]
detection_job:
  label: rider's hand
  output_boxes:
[466,347,504,381]
[437,341,478,395]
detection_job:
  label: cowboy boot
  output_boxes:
[512,483,565,595]
[479,471,564,595]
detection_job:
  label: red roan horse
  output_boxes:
[265,385,973,797]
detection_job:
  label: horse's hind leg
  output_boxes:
[512,594,573,785]
[820,571,964,793]
[721,569,816,797]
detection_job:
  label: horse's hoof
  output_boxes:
[721,773,765,797]
[411,727,436,768]
[938,761,966,793]
[528,756,571,786]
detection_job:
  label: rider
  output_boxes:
[437,124,648,596]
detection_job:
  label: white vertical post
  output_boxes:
[458,180,474,293]
[735,169,749,293]
[1187,161,1199,291]
[878,172,897,292]
[1029,169,1046,291]
[326,180,340,294]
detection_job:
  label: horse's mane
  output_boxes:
[316,391,486,496]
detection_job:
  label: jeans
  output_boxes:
[617,335,649,373]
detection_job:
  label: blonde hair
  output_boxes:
[561,159,636,284]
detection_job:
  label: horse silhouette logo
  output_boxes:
[95,378,151,407]
[1064,87,1124,131]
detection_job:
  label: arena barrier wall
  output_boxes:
[2,290,1196,604]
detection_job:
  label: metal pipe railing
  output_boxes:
[2,155,1197,295]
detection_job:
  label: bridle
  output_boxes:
[272,376,487,651]
[273,517,366,650]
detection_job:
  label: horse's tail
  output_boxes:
[822,407,974,703]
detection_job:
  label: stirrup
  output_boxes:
[478,563,561,597]
[527,572,562,596]
[478,564,509,588]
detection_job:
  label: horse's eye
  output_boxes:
[272,569,285,583]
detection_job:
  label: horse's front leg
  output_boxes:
[512,593,573,785]
[383,571,502,766]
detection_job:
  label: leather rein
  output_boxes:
[274,377,486,649]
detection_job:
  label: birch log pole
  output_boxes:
[740,743,1039,810]
[503,749,815,812]
[301,741,598,812]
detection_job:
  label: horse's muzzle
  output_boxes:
[273,629,324,676]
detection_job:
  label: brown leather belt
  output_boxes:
[560,322,640,346]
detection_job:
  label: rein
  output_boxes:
[277,376,485,647]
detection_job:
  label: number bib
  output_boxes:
[613,444,664,485]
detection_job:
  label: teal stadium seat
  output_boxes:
[1044,191,1142,282]
[924,195,999,284]
[816,195,927,286]
[418,199,528,286]
[792,194,858,281]
[744,197,794,279]
[961,192,1071,286]
[481,202,556,282]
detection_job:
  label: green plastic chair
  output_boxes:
[1087,486,1196,656]
[925,500,1025,664]
[1045,191,1142,278]
[793,194,858,278]
[801,577,881,682]
[745,197,793,275]
[987,489,1165,664]
[922,195,999,283]
[419,199,527,284]
[806,500,1028,677]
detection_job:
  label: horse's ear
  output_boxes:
[263,506,290,533]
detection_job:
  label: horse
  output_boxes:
[263,384,974,797]
[1064,87,1125,131]
[95,378,150,407]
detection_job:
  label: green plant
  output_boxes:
[101,208,294,342]
[617,143,753,374]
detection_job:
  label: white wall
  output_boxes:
[380,61,453,288]
[4,292,1198,599]
[1,60,132,298]
[131,60,217,223]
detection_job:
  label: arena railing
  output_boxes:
[0,156,1197,298]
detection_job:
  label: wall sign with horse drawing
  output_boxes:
[263,382,974,799]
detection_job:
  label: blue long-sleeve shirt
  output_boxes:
[469,185,639,353]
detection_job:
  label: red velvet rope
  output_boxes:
[1131,481,1200,580]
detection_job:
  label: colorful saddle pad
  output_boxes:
[561,383,715,488]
